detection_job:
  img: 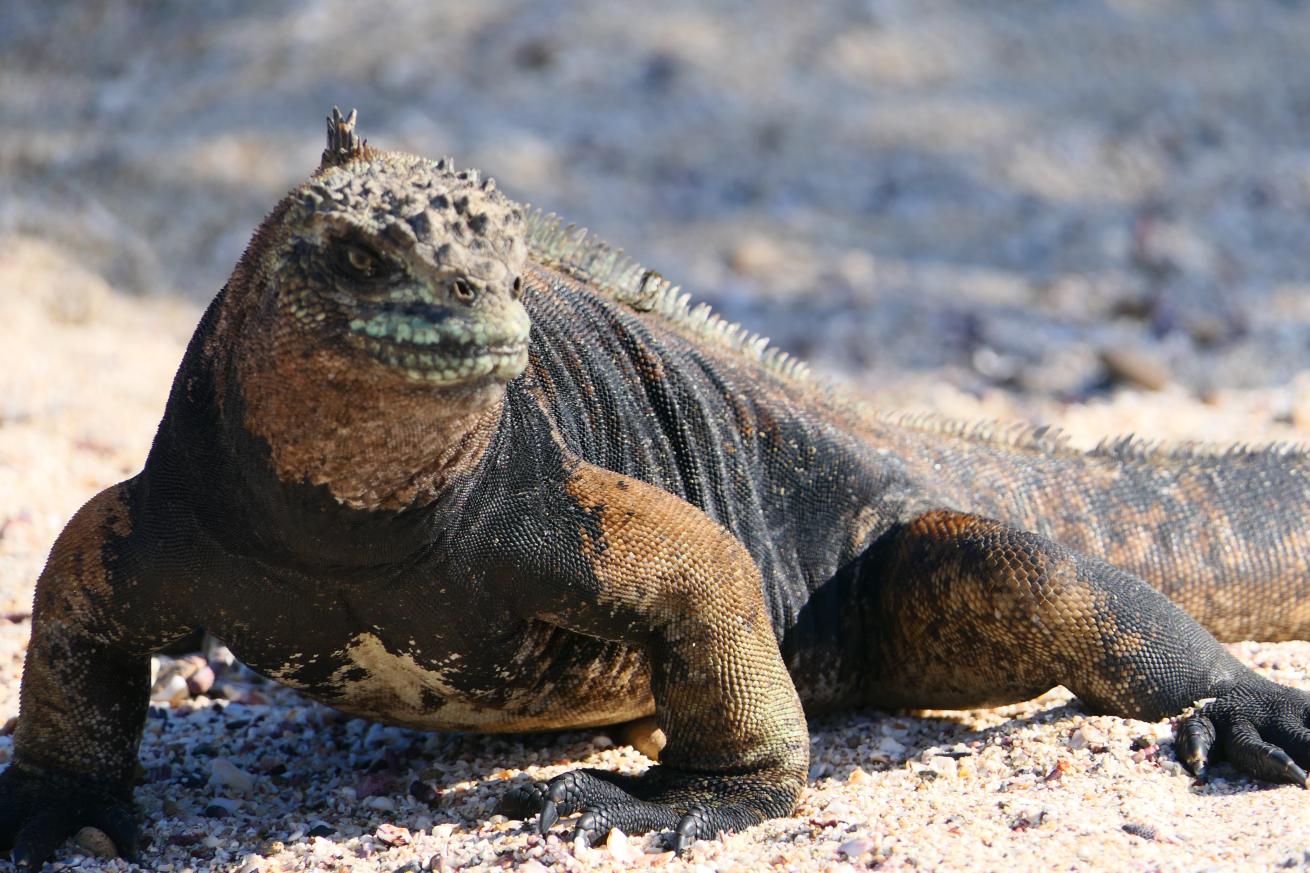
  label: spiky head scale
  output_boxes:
[297,153,528,291]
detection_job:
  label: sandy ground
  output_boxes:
[5,1,1310,870]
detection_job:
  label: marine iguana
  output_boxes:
[3,108,1310,865]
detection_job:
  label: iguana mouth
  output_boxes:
[354,336,528,383]
[345,310,530,384]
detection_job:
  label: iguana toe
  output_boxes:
[494,781,548,819]
[518,765,784,851]
[1175,712,1216,778]
[564,800,681,846]
[673,806,714,853]
[1227,720,1308,785]
[1180,677,1310,787]
[0,764,136,867]
[529,768,643,835]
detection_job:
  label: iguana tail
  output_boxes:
[885,421,1310,642]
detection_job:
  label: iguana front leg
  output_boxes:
[0,481,189,867]
[494,460,808,850]
[868,510,1310,784]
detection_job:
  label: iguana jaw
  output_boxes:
[343,304,530,385]
[351,334,528,384]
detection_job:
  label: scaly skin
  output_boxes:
[4,108,1310,865]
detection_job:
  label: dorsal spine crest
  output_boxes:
[522,210,811,383]
[321,106,369,169]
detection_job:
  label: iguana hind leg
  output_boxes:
[862,510,1310,784]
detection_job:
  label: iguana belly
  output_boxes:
[252,629,655,733]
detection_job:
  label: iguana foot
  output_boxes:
[1175,675,1310,786]
[499,766,786,851]
[0,763,136,868]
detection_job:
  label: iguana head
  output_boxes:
[243,108,531,389]
[209,109,534,510]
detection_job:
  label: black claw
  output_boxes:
[1176,715,1216,777]
[12,811,75,871]
[575,811,599,841]
[1224,711,1310,786]
[1267,720,1310,771]
[537,798,558,834]
[495,782,546,819]
[501,766,781,849]
[1183,678,1310,789]
[1273,751,1308,787]
[569,811,603,847]
[673,813,700,854]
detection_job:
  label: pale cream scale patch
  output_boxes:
[307,633,649,733]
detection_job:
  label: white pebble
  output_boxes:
[605,828,639,863]
[187,665,216,696]
[374,823,410,846]
[926,756,958,778]
[838,837,876,858]
[366,795,397,812]
[875,736,906,756]
[210,758,256,794]
[152,673,189,705]
[1160,760,1186,777]
[236,853,264,873]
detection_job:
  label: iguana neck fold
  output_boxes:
[233,348,506,512]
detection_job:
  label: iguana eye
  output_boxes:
[347,247,375,274]
[334,242,393,281]
[451,278,478,303]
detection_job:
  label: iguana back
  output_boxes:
[520,230,1310,656]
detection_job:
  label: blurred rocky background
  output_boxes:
[3,0,1310,425]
